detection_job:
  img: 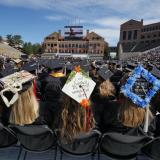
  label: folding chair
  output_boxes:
[58,130,101,160]
[99,132,152,160]
[9,125,57,160]
[142,137,160,160]
[0,122,17,148]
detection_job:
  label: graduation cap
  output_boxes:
[125,62,137,72]
[1,68,15,77]
[46,60,65,70]
[65,62,73,71]
[97,67,113,80]
[13,59,22,64]
[79,60,90,73]
[0,58,4,65]
[22,62,37,72]
[0,70,36,107]
[150,66,160,79]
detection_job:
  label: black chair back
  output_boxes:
[0,123,17,148]
[100,132,151,159]
[58,130,101,155]
[142,137,160,160]
[9,125,56,152]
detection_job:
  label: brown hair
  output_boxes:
[99,80,115,97]
[59,95,95,142]
[119,98,146,127]
[9,84,39,125]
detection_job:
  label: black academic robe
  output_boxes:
[40,74,66,129]
[92,96,145,135]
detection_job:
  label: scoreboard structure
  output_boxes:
[64,26,83,40]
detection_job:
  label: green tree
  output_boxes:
[6,34,23,47]
[12,35,23,46]
[0,36,3,43]
[32,43,43,54]
[22,42,33,55]
[6,34,13,46]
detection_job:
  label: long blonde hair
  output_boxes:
[59,95,95,142]
[119,98,146,127]
[9,84,39,125]
[99,80,115,97]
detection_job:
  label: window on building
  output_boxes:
[79,44,82,48]
[76,44,78,47]
[133,30,138,39]
[141,35,145,39]
[72,44,75,47]
[128,31,132,40]
[153,34,157,37]
[54,44,57,46]
[62,44,64,48]
[122,31,126,40]
[69,44,71,47]
[51,44,53,47]
[65,44,68,47]
[147,35,151,38]
[48,44,50,46]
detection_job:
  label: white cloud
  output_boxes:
[1,0,160,46]
[144,18,160,25]
[93,17,127,29]
[91,28,120,46]
[45,15,64,21]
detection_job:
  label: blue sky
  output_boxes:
[0,0,160,46]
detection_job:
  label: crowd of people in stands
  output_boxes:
[0,55,160,158]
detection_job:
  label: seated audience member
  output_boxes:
[58,93,95,143]
[40,61,66,129]
[9,82,40,125]
[92,69,148,135]
[91,66,113,103]
[0,71,45,126]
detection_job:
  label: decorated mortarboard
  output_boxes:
[121,65,160,108]
[62,65,96,107]
[0,70,36,107]
[13,59,22,64]
[97,67,113,80]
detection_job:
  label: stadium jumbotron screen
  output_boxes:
[64,26,83,40]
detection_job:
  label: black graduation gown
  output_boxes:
[40,75,66,129]
[92,96,145,135]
